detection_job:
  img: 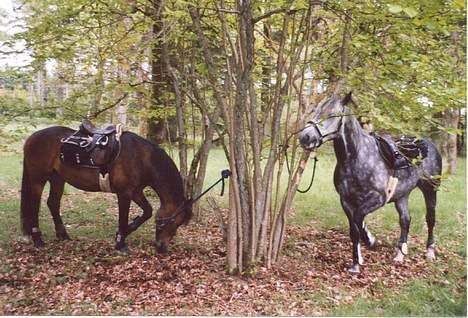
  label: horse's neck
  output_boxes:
[333,115,372,163]
[151,147,186,207]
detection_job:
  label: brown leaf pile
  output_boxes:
[0,213,462,316]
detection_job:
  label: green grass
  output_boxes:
[0,119,466,316]
[333,278,467,316]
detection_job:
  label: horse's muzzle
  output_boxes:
[299,133,318,150]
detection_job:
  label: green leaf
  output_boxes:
[388,5,403,14]
[403,7,418,18]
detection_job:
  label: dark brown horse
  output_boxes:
[20,125,192,253]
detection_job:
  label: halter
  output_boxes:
[304,102,348,147]
[155,169,231,231]
[284,103,349,193]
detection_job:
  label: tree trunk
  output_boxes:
[36,66,46,108]
[445,108,459,175]
[148,0,177,144]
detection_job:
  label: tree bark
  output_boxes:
[445,108,459,175]
[148,0,177,144]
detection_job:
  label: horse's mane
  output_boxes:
[149,141,193,224]
[148,140,186,202]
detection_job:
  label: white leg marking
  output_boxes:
[401,242,408,255]
[364,224,376,247]
[357,243,364,265]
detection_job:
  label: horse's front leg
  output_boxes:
[393,196,410,263]
[348,217,363,274]
[341,199,363,273]
[342,191,385,273]
[126,190,153,236]
[115,193,131,252]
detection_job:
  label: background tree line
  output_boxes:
[0,0,465,275]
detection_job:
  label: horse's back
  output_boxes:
[24,126,74,149]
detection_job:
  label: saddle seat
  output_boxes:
[80,119,116,135]
[372,133,428,170]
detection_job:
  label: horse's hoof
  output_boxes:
[368,239,378,250]
[155,241,168,254]
[348,264,360,274]
[115,243,129,254]
[426,247,436,261]
[18,235,31,243]
[56,232,71,241]
[33,240,46,248]
[393,251,405,263]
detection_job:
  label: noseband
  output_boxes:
[156,202,188,231]
[305,114,345,147]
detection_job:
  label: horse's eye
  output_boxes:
[328,113,336,118]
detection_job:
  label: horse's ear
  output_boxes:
[342,91,353,106]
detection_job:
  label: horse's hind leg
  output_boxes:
[47,174,70,241]
[394,195,411,263]
[28,180,47,248]
[419,184,437,260]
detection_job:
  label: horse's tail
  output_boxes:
[422,138,443,188]
[418,138,441,251]
[20,158,32,235]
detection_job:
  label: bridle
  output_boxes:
[284,103,349,193]
[155,169,231,231]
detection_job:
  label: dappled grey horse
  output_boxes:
[299,92,442,273]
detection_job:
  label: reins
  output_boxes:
[156,169,231,230]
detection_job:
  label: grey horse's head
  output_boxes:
[299,92,353,150]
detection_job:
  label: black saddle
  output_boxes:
[80,119,116,135]
[60,120,121,175]
[373,134,428,170]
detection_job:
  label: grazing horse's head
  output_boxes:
[155,199,193,253]
[299,92,353,150]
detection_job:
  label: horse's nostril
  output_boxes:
[300,134,310,144]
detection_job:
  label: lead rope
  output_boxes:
[192,169,232,203]
[296,156,318,193]
[155,169,231,229]
[283,133,318,194]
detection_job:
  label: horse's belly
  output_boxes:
[56,163,102,192]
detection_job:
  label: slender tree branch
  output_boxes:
[89,93,129,119]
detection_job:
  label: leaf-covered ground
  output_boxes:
[1,204,465,316]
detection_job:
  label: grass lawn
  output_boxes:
[0,120,465,315]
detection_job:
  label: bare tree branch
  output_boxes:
[89,93,129,119]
